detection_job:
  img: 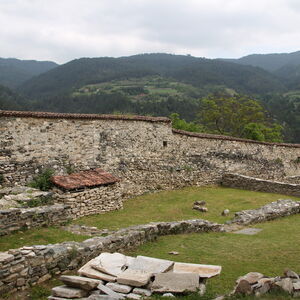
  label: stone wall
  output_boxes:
[0,183,124,236]
[222,173,300,197]
[0,219,224,294]
[0,204,70,236]
[0,111,300,193]
[230,199,300,225]
[54,183,124,219]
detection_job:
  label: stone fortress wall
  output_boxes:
[1,110,300,194]
[0,110,300,294]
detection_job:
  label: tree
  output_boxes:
[197,94,283,142]
[170,113,204,132]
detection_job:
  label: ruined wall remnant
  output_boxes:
[0,110,299,191]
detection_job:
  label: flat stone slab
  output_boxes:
[173,262,221,278]
[91,252,128,276]
[60,275,102,291]
[132,288,152,296]
[151,272,199,293]
[52,285,88,298]
[117,269,152,287]
[0,252,14,264]
[233,228,262,235]
[106,282,132,294]
[97,283,125,299]
[78,258,116,282]
[128,255,174,274]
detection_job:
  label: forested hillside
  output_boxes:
[0,58,57,88]
[0,53,299,143]
[18,54,284,98]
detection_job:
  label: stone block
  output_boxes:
[106,282,132,294]
[173,262,221,278]
[60,275,102,291]
[129,256,173,274]
[52,285,88,298]
[78,258,116,282]
[151,272,199,293]
[97,283,125,299]
[117,269,152,287]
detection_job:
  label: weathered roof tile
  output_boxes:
[51,169,120,190]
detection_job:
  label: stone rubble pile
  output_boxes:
[192,200,208,212]
[0,186,52,209]
[230,199,300,225]
[231,270,300,298]
[49,252,222,299]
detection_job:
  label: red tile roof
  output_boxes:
[51,168,120,190]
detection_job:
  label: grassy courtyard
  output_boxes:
[0,186,299,251]
[1,186,299,299]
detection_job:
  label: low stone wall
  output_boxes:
[222,173,300,197]
[231,199,300,225]
[54,183,123,219]
[0,219,224,294]
[0,204,71,236]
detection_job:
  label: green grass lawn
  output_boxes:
[0,186,299,252]
[74,186,300,229]
[127,213,300,298]
[1,186,299,299]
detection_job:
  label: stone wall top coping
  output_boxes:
[225,173,300,187]
[172,129,300,148]
[0,110,299,148]
[0,110,171,123]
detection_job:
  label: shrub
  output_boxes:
[29,168,54,191]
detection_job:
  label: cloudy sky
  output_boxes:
[1,0,300,63]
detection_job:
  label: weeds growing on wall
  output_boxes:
[29,168,54,191]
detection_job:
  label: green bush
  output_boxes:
[29,168,54,191]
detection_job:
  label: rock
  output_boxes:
[276,278,294,294]
[88,296,120,300]
[0,253,14,264]
[60,275,102,291]
[128,255,174,274]
[162,293,175,297]
[198,283,206,296]
[293,281,300,291]
[52,285,88,298]
[90,252,128,276]
[97,283,125,299]
[221,209,230,216]
[78,258,116,282]
[151,272,199,293]
[212,296,225,300]
[193,205,208,212]
[234,279,252,295]
[126,294,141,299]
[284,269,300,279]
[168,251,179,255]
[173,262,221,278]
[194,201,206,206]
[255,281,271,296]
[117,269,152,287]
[106,282,132,294]
[238,272,264,284]
[132,287,152,296]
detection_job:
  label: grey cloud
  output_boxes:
[0,0,300,63]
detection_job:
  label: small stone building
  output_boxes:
[52,168,123,218]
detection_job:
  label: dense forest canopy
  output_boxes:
[0,53,299,143]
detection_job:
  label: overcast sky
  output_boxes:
[1,0,300,64]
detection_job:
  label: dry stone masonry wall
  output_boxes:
[222,173,300,197]
[0,111,300,192]
[54,183,124,219]
[0,219,223,294]
[0,204,71,236]
[230,199,300,225]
